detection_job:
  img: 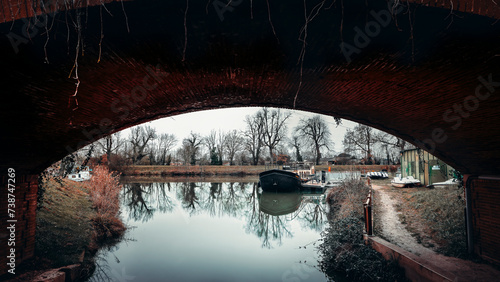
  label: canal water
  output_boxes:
[89,180,332,281]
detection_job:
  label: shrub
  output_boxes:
[91,213,126,242]
[320,178,407,281]
[326,176,369,219]
[87,166,122,216]
[320,214,405,281]
[86,165,125,242]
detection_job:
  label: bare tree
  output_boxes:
[224,130,243,165]
[176,146,190,165]
[129,125,157,164]
[260,108,292,165]
[242,113,265,165]
[181,132,203,165]
[290,135,303,162]
[97,132,124,161]
[203,130,221,165]
[374,131,414,164]
[216,130,226,165]
[295,115,332,165]
[204,130,218,155]
[148,133,177,165]
[375,131,412,152]
[342,124,376,164]
[203,130,226,165]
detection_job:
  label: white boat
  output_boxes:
[431,178,459,186]
[367,171,389,179]
[67,166,92,182]
[283,162,315,182]
[426,178,460,188]
[301,179,336,192]
[391,175,421,188]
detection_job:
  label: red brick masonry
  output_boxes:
[0,174,38,276]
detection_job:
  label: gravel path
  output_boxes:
[372,184,436,257]
[372,184,500,281]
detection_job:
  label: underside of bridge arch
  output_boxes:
[0,0,500,174]
[1,0,499,175]
[1,0,500,275]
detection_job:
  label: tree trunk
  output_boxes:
[316,147,321,165]
[255,150,260,165]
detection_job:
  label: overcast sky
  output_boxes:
[120,107,357,154]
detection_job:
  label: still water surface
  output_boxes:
[90,180,331,281]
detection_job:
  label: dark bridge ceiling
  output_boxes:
[0,0,499,175]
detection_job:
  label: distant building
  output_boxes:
[329,153,357,165]
[400,148,455,186]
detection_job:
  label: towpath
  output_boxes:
[372,183,500,281]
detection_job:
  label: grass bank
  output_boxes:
[36,178,94,268]
[319,178,407,281]
[120,165,266,176]
[120,164,398,176]
[382,184,467,258]
[20,166,126,280]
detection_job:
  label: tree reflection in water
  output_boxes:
[298,195,328,232]
[206,182,222,217]
[178,182,200,212]
[222,183,244,217]
[120,181,327,248]
[121,182,174,222]
[247,212,293,249]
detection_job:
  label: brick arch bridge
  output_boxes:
[1,0,500,276]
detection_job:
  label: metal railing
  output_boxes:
[364,178,373,236]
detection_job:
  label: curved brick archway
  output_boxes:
[1,0,499,175]
[1,0,500,275]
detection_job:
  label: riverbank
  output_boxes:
[4,178,93,281]
[370,180,500,281]
[7,166,125,281]
[120,164,397,176]
[121,174,260,184]
[319,178,407,281]
[372,180,466,257]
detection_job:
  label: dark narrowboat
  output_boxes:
[259,169,302,192]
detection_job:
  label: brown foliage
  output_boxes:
[91,214,126,242]
[86,165,125,242]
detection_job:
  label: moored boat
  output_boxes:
[259,169,302,192]
[367,171,389,179]
[301,179,336,193]
[283,162,315,182]
[391,176,421,188]
[426,178,460,188]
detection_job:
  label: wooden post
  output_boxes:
[364,192,373,236]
